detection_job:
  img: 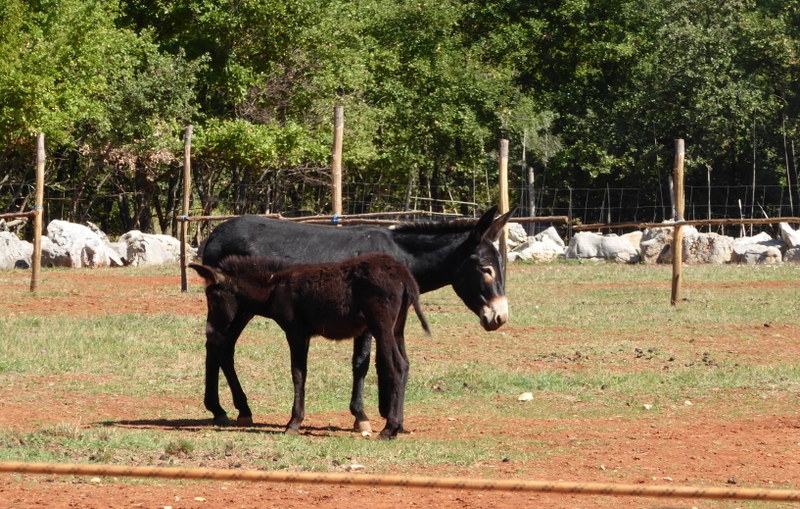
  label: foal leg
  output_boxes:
[373,300,415,439]
[285,334,311,434]
[374,341,409,439]
[219,341,254,426]
[204,313,253,425]
[393,313,411,434]
[372,322,409,439]
[203,341,229,425]
[350,332,373,435]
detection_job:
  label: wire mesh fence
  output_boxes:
[2,180,798,239]
[523,184,798,237]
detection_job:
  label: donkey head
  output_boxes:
[451,207,514,331]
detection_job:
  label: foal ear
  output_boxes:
[189,263,225,286]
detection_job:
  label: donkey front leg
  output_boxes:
[285,335,311,434]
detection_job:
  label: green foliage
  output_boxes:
[0,0,119,148]
[3,0,800,226]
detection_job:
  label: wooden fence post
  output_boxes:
[180,125,193,292]
[29,133,45,292]
[671,139,685,306]
[331,106,344,218]
[499,139,509,273]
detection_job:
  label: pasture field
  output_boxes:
[0,261,799,508]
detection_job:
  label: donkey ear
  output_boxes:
[189,263,224,286]
[469,206,498,244]
[472,206,516,243]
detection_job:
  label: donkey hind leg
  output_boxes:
[285,334,311,435]
[350,332,373,435]
[205,313,253,426]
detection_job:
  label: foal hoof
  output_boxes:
[236,416,253,426]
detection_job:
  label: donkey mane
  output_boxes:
[390,216,479,234]
[217,254,294,279]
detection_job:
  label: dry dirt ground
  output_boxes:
[1,269,800,509]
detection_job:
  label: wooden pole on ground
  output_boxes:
[4,460,800,502]
[180,125,193,292]
[29,133,45,292]
[498,139,510,274]
[331,106,344,219]
[671,139,685,306]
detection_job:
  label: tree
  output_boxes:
[0,0,120,181]
[0,0,203,234]
[353,0,520,211]
[88,40,203,233]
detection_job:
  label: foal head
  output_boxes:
[190,256,289,344]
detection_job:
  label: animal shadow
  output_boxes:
[100,418,353,437]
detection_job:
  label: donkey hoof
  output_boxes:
[284,427,300,436]
[236,416,253,426]
[213,415,234,427]
[354,420,373,437]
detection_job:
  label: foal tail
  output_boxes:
[407,282,431,336]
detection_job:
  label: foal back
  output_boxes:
[259,253,430,339]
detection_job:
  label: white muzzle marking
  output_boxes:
[480,296,509,331]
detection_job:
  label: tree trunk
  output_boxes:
[135,162,155,233]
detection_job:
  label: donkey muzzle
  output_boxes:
[480,296,509,331]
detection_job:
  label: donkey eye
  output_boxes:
[481,266,495,279]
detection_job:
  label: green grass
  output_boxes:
[0,314,199,376]
[1,261,799,489]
